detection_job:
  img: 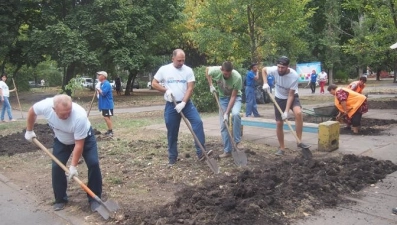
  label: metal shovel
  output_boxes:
[32,138,120,220]
[172,97,219,174]
[267,92,313,159]
[213,93,248,166]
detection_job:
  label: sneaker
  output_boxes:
[9,119,16,122]
[53,202,66,211]
[236,142,245,149]
[199,150,213,161]
[275,149,284,156]
[1,120,7,123]
[297,143,311,149]
[392,207,397,214]
[219,152,232,158]
[90,201,100,212]
[104,131,113,137]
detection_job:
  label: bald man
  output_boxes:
[152,49,211,166]
[24,94,103,212]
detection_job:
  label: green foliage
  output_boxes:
[191,66,217,113]
[64,76,84,97]
[334,70,349,83]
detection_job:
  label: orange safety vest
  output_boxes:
[348,81,365,94]
[334,87,366,118]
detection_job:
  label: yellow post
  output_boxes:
[318,121,339,152]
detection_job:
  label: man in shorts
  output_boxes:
[261,56,310,156]
[96,71,114,137]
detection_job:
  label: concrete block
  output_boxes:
[318,121,339,152]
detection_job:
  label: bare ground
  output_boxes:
[1,91,397,225]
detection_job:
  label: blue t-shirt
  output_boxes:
[98,80,114,110]
[245,70,256,87]
[310,73,318,83]
[267,74,275,86]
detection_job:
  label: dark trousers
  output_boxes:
[310,82,316,93]
[52,127,102,203]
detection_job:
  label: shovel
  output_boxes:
[32,138,120,220]
[267,92,313,159]
[213,92,248,166]
[11,78,23,119]
[172,97,219,174]
[87,91,97,117]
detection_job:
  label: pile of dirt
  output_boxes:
[125,155,397,225]
[0,124,54,156]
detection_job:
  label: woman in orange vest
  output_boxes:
[327,84,368,134]
[347,76,366,94]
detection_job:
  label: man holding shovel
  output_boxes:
[151,49,212,166]
[24,94,103,212]
[261,56,310,156]
[206,61,243,158]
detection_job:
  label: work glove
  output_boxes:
[262,83,270,92]
[281,111,288,120]
[209,85,216,93]
[165,89,173,102]
[67,165,78,181]
[223,113,229,122]
[24,130,37,142]
[174,101,186,113]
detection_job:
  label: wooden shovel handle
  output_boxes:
[32,138,97,199]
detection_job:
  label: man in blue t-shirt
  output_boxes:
[244,63,261,117]
[309,70,318,94]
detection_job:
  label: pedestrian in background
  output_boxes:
[96,71,114,137]
[115,75,122,96]
[309,69,318,94]
[24,94,103,212]
[261,56,310,156]
[0,73,17,122]
[151,49,212,166]
[206,61,243,158]
[244,63,261,117]
[267,73,275,94]
[318,69,328,94]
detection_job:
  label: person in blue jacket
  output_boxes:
[96,71,114,137]
[244,63,261,117]
[309,70,318,94]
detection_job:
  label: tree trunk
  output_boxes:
[376,69,381,81]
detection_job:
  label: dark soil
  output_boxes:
[125,155,397,225]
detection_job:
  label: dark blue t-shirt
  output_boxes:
[310,73,318,83]
[245,70,256,87]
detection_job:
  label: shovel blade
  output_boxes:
[232,150,248,166]
[103,199,120,212]
[206,158,220,174]
[301,148,312,160]
[95,205,110,220]
[94,199,119,220]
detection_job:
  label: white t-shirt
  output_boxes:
[266,66,299,99]
[154,63,195,102]
[0,81,10,97]
[319,72,327,81]
[33,98,91,145]
[95,82,101,98]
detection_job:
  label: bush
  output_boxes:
[334,70,349,83]
[192,66,218,113]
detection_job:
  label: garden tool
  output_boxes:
[12,78,23,119]
[171,96,219,174]
[213,92,248,166]
[32,138,119,220]
[87,91,97,117]
[267,92,313,160]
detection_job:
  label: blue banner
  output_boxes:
[296,62,322,83]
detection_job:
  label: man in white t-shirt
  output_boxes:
[151,49,211,166]
[261,56,310,156]
[24,94,103,212]
[0,73,17,122]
